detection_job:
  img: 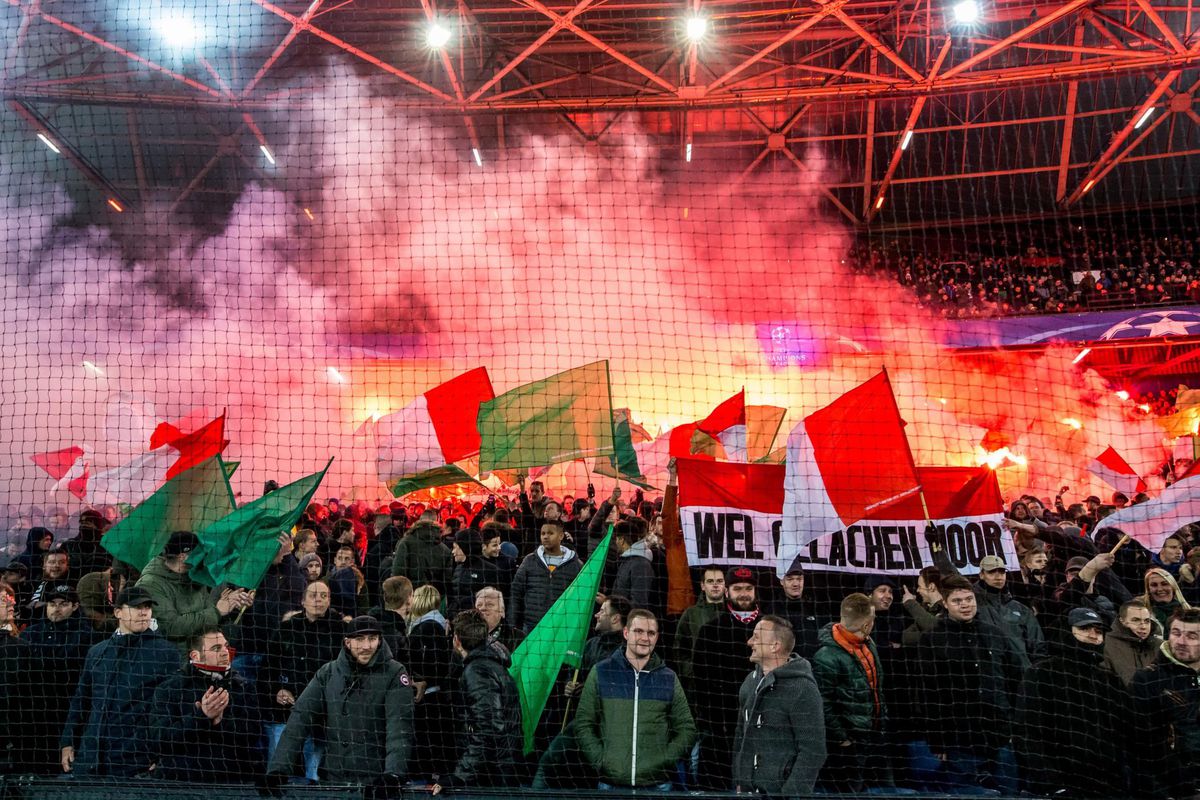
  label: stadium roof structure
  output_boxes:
[3,0,1199,228]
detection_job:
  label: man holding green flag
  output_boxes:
[508,528,613,754]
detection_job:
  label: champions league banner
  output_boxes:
[677,458,1018,576]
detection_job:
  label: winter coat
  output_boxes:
[60,630,183,776]
[149,663,264,782]
[260,611,344,724]
[1102,618,1162,686]
[20,614,99,771]
[268,639,414,783]
[1131,640,1200,797]
[508,546,582,633]
[390,521,454,596]
[918,616,1024,754]
[234,555,306,656]
[575,649,697,787]
[1017,634,1131,796]
[366,605,409,667]
[451,555,506,612]
[673,598,722,689]
[811,623,885,743]
[692,608,760,735]
[0,632,29,771]
[134,557,222,649]
[613,540,656,610]
[732,658,827,798]
[973,583,1045,667]
[768,596,823,660]
[581,631,624,678]
[442,644,522,788]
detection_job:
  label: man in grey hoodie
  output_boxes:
[733,615,826,797]
[612,519,655,610]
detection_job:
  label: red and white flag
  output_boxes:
[1097,476,1200,552]
[1088,446,1147,497]
[150,412,229,481]
[31,446,91,500]
[780,371,921,563]
[376,367,495,483]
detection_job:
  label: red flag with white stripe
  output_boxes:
[31,446,90,500]
[1088,446,1147,496]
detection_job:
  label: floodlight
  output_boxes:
[426,22,452,49]
[685,16,708,42]
[952,0,980,24]
[154,13,203,49]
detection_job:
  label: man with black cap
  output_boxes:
[267,615,414,787]
[1017,607,1130,796]
[135,530,254,650]
[149,625,264,783]
[21,584,99,772]
[59,509,112,581]
[769,558,822,660]
[60,586,181,777]
[692,565,763,790]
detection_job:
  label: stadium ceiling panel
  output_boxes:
[2,0,1198,226]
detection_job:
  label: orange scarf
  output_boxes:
[831,623,881,719]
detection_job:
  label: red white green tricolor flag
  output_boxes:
[478,361,616,472]
[376,367,495,497]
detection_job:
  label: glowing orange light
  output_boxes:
[303,207,315,220]
[107,198,124,212]
[1061,417,1083,430]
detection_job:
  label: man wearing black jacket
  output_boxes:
[150,627,264,782]
[1131,607,1200,797]
[432,610,522,794]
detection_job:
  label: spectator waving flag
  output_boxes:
[777,370,921,575]
[478,361,616,471]
[100,456,237,571]
[1088,445,1147,496]
[509,528,613,754]
[375,367,495,496]
[189,458,332,589]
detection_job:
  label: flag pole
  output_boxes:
[561,667,582,731]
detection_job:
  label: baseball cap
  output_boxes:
[978,555,1007,572]
[346,615,383,637]
[44,584,79,603]
[725,566,756,588]
[1065,556,1090,574]
[2,560,28,576]
[1067,607,1105,630]
[115,586,156,608]
[163,530,200,558]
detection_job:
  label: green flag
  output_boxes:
[593,408,658,490]
[101,457,236,571]
[508,528,613,754]
[387,463,481,498]
[222,460,240,479]
[188,458,332,589]
[478,361,616,472]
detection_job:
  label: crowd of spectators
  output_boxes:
[852,225,1200,318]
[2,477,1200,798]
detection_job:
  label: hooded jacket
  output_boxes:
[60,629,182,776]
[390,521,454,596]
[1102,618,1162,686]
[733,657,827,798]
[134,556,222,648]
[575,649,697,787]
[1130,640,1200,797]
[508,545,582,633]
[1017,633,1131,796]
[268,639,414,783]
[613,539,655,609]
[13,527,52,581]
[811,622,884,743]
[441,643,522,788]
[149,661,264,782]
[261,611,345,724]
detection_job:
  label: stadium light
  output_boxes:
[685,16,708,42]
[472,148,483,167]
[153,13,203,49]
[82,361,105,377]
[106,198,124,213]
[685,142,693,162]
[327,367,348,384]
[426,21,452,49]
[1134,107,1155,129]
[260,144,276,165]
[900,130,914,150]
[36,133,60,154]
[952,0,980,24]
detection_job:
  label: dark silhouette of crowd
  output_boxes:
[853,225,1200,318]
[3,477,1200,799]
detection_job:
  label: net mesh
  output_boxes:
[2,1,1200,797]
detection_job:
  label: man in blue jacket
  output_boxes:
[60,586,181,777]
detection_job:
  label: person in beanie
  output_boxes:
[149,626,264,782]
[813,592,888,792]
[20,584,99,773]
[267,615,414,787]
[733,615,826,797]
[1103,599,1162,686]
[769,557,822,659]
[298,553,323,583]
[692,566,763,789]
[60,586,181,777]
[135,531,254,650]
[431,610,522,794]
[1016,607,1131,796]
[575,609,696,790]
